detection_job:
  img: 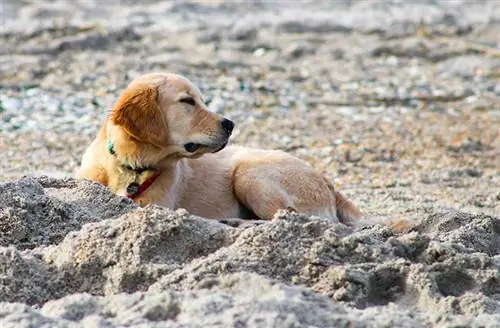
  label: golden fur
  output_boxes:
[77,72,401,230]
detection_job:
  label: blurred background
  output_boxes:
[0,0,499,220]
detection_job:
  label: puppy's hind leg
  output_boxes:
[233,170,297,220]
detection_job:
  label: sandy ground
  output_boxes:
[1,177,500,327]
[0,0,499,327]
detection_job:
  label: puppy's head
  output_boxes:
[110,72,233,158]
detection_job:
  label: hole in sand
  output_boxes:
[367,268,406,306]
[435,269,476,297]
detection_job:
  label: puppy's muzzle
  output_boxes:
[184,118,234,154]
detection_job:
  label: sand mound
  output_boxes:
[0,177,499,327]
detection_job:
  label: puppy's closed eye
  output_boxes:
[179,97,196,106]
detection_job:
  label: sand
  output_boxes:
[1,1,499,327]
[0,177,499,327]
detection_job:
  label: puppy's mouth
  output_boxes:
[184,140,228,154]
[184,142,201,153]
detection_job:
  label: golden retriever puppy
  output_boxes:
[77,72,366,226]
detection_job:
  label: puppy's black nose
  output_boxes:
[221,118,234,134]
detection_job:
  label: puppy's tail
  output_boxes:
[335,191,364,225]
[334,191,416,233]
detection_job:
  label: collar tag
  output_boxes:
[126,183,140,196]
[126,172,161,200]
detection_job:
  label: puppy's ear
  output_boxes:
[110,83,168,147]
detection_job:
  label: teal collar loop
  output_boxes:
[107,139,116,155]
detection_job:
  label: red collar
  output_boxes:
[126,172,161,200]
